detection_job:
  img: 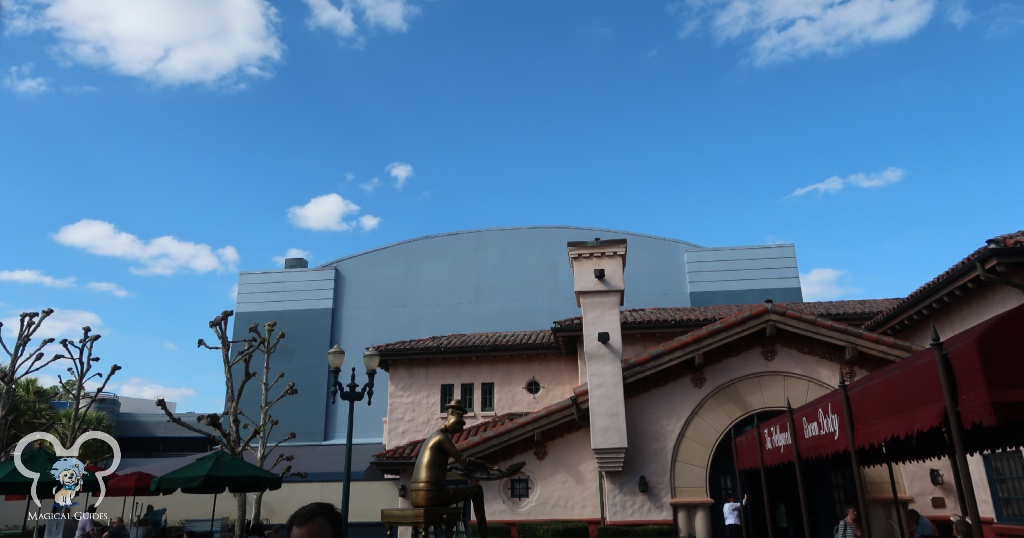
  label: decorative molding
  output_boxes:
[761,342,777,362]
[691,367,706,389]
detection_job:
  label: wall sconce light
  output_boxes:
[594,268,606,280]
[929,469,944,486]
[597,331,610,344]
[398,484,408,498]
[638,475,649,494]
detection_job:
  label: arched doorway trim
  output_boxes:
[671,372,833,499]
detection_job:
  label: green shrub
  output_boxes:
[468,522,511,538]
[516,521,590,538]
[596,525,674,538]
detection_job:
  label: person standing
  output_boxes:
[836,505,862,538]
[75,506,98,538]
[723,494,747,538]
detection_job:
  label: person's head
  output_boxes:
[112,517,124,527]
[442,400,467,435]
[907,510,921,524]
[286,502,344,538]
[846,505,858,520]
[145,505,154,513]
[725,495,735,503]
[954,519,972,538]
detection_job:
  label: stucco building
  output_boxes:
[371,231,1024,538]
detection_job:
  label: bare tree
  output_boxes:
[156,310,298,532]
[0,309,61,455]
[53,325,121,451]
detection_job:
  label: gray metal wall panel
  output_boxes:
[239,269,335,285]
[236,268,337,313]
[689,277,803,292]
[690,287,804,307]
[231,307,335,443]
[685,244,797,262]
[686,258,798,271]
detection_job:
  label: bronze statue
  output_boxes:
[410,400,496,538]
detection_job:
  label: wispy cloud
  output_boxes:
[945,0,971,28]
[359,177,381,192]
[386,162,414,189]
[86,281,131,298]
[163,341,178,351]
[272,248,311,267]
[303,0,420,41]
[359,214,382,231]
[800,268,861,301]
[671,0,936,66]
[288,193,380,232]
[112,376,196,402]
[0,309,105,341]
[8,0,282,87]
[788,167,904,198]
[53,219,239,276]
[3,64,49,94]
[0,269,75,288]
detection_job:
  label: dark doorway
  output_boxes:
[707,412,858,538]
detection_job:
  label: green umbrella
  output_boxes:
[149,450,281,494]
[150,451,282,537]
[0,445,102,497]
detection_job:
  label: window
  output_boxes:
[510,478,531,500]
[524,377,542,397]
[440,384,454,413]
[461,383,474,412]
[985,450,1024,523]
[481,383,495,412]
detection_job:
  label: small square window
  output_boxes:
[510,478,530,500]
[461,383,474,412]
[440,384,454,413]
[481,383,495,412]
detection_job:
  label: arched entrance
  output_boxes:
[670,373,834,538]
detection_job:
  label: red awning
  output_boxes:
[734,390,849,471]
[734,302,1024,470]
[851,301,1024,457]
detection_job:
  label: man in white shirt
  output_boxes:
[723,494,747,538]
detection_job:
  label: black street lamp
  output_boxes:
[327,344,380,537]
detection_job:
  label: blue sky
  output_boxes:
[1,0,1022,414]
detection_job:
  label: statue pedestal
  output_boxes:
[381,507,464,538]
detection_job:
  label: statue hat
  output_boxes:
[445,399,467,415]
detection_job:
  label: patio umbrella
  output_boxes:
[106,471,157,521]
[150,451,282,536]
[0,445,103,497]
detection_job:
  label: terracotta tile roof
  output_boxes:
[375,330,557,354]
[373,412,530,463]
[622,302,917,374]
[374,302,919,466]
[863,230,1024,331]
[552,299,902,330]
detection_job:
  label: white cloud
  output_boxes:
[1,309,105,342]
[272,248,311,267]
[359,177,381,192]
[344,172,356,182]
[303,0,420,40]
[788,167,904,198]
[358,214,382,231]
[13,0,283,86]
[287,193,363,231]
[945,0,971,29]
[673,0,936,66]
[163,341,178,351]
[229,283,238,301]
[0,269,75,288]
[3,64,49,94]
[386,162,414,189]
[53,219,239,275]
[113,376,196,401]
[800,268,861,301]
[86,281,130,297]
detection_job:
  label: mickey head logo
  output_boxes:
[14,431,121,508]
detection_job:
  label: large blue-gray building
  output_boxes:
[230,226,803,443]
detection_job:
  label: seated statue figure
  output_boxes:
[409,399,492,538]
